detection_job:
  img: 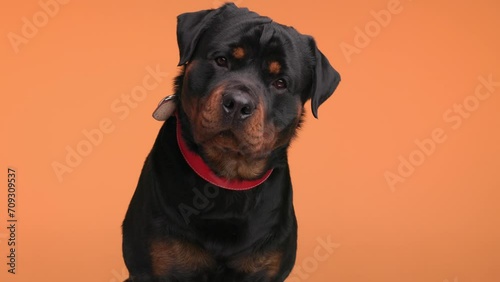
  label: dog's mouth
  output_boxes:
[181,84,280,179]
[192,123,276,180]
[207,129,271,158]
[214,130,245,153]
[199,141,270,180]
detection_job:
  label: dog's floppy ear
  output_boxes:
[177,4,235,66]
[307,37,341,118]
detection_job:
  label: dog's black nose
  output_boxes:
[222,92,255,120]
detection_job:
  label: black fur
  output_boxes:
[122,3,340,281]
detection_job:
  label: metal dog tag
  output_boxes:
[152,95,177,121]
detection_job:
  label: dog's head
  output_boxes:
[175,3,340,180]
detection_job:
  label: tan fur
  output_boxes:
[233,47,246,59]
[150,239,215,277]
[269,61,281,74]
[197,99,274,179]
[229,251,283,277]
[181,69,302,180]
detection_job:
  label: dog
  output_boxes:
[122,3,340,281]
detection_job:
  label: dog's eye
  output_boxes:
[273,79,287,90]
[215,56,228,67]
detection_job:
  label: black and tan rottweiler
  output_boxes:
[122,3,340,281]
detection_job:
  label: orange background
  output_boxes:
[1,0,499,281]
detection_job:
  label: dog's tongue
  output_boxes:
[153,95,177,121]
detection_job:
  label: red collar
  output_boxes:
[175,113,273,191]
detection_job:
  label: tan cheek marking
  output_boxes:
[242,100,265,147]
[269,61,281,74]
[198,85,225,135]
[233,47,245,59]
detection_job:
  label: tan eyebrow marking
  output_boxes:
[232,47,245,59]
[269,61,281,74]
